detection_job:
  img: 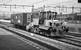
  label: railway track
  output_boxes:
[9,27,81,48]
[36,32,81,48]
[56,32,81,47]
[1,26,60,50]
[0,23,81,50]
[27,28,81,48]
[65,35,81,42]
[66,32,81,37]
[55,35,81,47]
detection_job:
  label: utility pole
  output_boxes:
[14,4,16,9]
[71,6,74,21]
[31,5,34,18]
[32,5,34,12]
[43,5,45,11]
[72,6,74,14]
[66,7,67,13]
[10,5,11,12]
[80,8,81,13]
[56,6,60,14]
[59,6,60,14]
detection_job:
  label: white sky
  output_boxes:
[0,0,78,7]
[0,0,81,14]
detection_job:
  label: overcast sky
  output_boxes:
[0,0,81,14]
[0,0,79,7]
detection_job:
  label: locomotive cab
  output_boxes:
[38,11,62,36]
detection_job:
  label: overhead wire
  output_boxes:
[0,0,80,13]
[46,0,76,6]
[31,0,47,5]
[44,0,81,12]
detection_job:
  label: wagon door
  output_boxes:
[26,13,32,25]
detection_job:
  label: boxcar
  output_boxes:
[11,13,32,29]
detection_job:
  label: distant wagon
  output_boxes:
[11,13,32,30]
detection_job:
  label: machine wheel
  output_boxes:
[43,31,48,36]
[30,26,39,34]
[57,30,65,37]
[48,27,56,36]
[39,31,43,34]
[42,31,45,35]
[41,31,46,36]
[29,26,34,33]
[39,31,44,35]
[14,24,19,28]
[65,28,69,32]
[50,31,54,36]
[33,27,39,33]
[62,26,69,32]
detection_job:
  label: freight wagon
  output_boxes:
[11,13,32,30]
